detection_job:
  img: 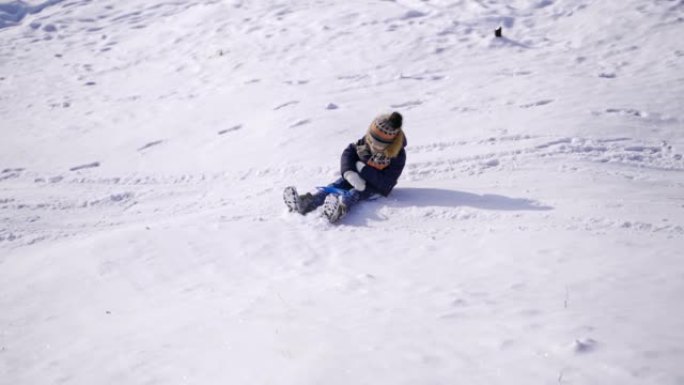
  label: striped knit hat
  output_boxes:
[368,112,403,147]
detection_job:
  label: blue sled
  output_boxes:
[316,186,380,201]
[316,186,354,198]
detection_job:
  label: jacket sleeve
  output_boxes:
[340,143,359,176]
[359,149,406,196]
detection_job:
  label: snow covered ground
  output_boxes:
[1,0,683,384]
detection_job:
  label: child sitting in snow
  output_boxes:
[283,111,407,223]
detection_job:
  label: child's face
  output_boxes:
[366,135,388,154]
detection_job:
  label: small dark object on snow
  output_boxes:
[495,26,502,38]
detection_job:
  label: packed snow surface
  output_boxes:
[1,0,683,384]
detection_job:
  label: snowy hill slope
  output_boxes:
[1,1,683,384]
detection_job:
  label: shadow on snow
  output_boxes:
[389,187,553,211]
[341,187,553,225]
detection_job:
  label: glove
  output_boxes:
[343,170,366,191]
[355,161,366,173]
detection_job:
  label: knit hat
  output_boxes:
[368,112,403,147]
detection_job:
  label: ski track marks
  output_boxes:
[407,134,684,180]
[3,127,683,250]
[0,170,247,249]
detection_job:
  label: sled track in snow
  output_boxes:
[3,132,683,251]
[406,135,684,181]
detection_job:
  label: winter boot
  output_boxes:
[283,186,316,215]
[322,194,348,223]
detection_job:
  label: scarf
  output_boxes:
[355,140,391,170]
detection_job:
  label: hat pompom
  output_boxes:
[388,112,403,129]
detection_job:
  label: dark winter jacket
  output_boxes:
[340,132,407,196]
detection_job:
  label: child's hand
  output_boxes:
[343,171,366,191]
[355,161,366,173]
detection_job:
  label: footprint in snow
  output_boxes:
[400,10,427,20]
[138,140,164,151]
[69,162,100,171]
[2,168,24,173]
[603,108,643,117]
[520,99,554,108]
[218,125,242,135]
[290,119,310,128]
[0,168,23,182]
[274,100,299,110]
[574,338,598,354]
[391,100,423,109]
